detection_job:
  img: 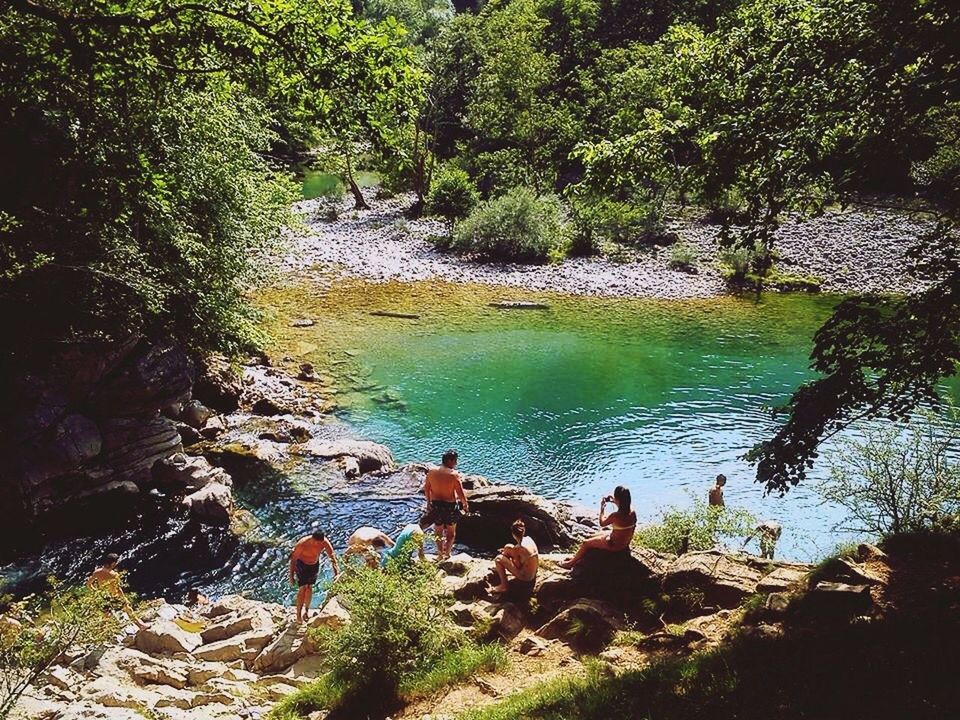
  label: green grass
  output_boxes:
[268,642,505,719]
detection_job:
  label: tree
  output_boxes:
[820,410,960,536]
[1,581,120,719]
[0,0,423,360]
[427,165,479,230]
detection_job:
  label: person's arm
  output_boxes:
[379,532,395,548]
[324,539,340,577]
[289,539,302,585]
[424,474,433,506]
[598,496,614,526]
[455,474,468,513]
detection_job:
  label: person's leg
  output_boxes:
[445,524,456,560]
[559,534,608,568]
[488,555,510,593]
[435,525,446,559]
[302,585,313,619]
[295,586,306,621]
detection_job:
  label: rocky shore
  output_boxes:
[278,193,931,298]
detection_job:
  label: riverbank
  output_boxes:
[277,193,930,298]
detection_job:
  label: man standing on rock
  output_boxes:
[422,449,469,561]
[289,529,339,622]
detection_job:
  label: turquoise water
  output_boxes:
[332,290,856,561]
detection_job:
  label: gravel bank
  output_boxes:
[279,193,930,298]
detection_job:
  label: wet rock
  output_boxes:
[181,481,233,525]
[134,620,202,655]
[299,438,394,474]
[152,452,231,493]
[181,400,212,429]
[457,485,596,550]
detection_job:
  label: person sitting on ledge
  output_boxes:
[559,486,636,569]
[488,518,539,595]
[344,526,395,568]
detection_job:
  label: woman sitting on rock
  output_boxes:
[487,519,539,595]
[559,486,636,569]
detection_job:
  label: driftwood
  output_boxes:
[489,301,549,310]
[369,310,421,320]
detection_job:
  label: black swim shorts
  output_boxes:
[295,559,320,587]
[421,500,462,527]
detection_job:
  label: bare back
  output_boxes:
[426,466,462,503]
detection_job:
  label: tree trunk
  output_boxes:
[344,152,370,210]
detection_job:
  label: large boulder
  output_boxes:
[298,438,394,474]
[534,549,668,609]
[757,565,810,593]
[456,485,597,550]
[798,581,873,619]
[535,599,625,651]
[439,553,496,601]
[192,627,275,663]
[200,613,254,644]
[662,551,765,607]
[181,481,233,525]
[90,343,194,417]
[117,652,190,689]
[193,353,243,412]
[152,452,232,493]
[134,620,202,655]
[252,624,312,673]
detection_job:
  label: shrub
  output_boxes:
[452,187,571,263]
[669,242,698,271]
[633,499,758,555]
[1,580,120,719]
[717,243,758,281]
[571,198,665,250]
[820,408,960,536]
[470,149,536,198]
[309,562,464,710]
[427,166,479,229]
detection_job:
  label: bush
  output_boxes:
[1,580,120,719]
[717,243,758,281]
[470,149,537,198]
[427,166,479,228]
[820,409,960,536]
[308,562,466,710]
[452,187,571,263]
[633,499,758,555]
[669,242,698,271]
[571,198,665,251]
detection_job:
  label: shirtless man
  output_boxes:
[86,553,146,629]
[422,449,469,561]
[289,530,339,622]
[488,519,539,595]
[344,526,395,568]
[709,474,727,507]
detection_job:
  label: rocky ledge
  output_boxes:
[278,193,930,299]
[15,540,896,720]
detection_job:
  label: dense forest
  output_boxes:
[1,0,958,488]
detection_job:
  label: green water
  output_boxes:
[261,281,870,561]
[301,170,379,200]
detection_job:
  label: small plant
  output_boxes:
[452,187,572,263]
[633,498,758,555]
[1,580,120,719]
[718,243,758,281]
[427,165,479,231]
[820,408,960,536]
[669,242,698,271]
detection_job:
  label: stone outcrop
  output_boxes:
[535,599,626,651]
[298,438,395,474]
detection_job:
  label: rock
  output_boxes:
[535,599,625,651]
[194,353,243,412]
[200,414,227,440]
[200,613,254,644]
[91,342,194,417]
[38,665,81,691]
[440,554,496,601]
[291,318,316,327]
[764,592,793,616]
[251,396,291,416]
[181,481,233,525]
[134,620,202,655]
[515,635,550,656]
[203,594,256,619]
[818,557,885,586]
[801,582,873,618]
[252,624,312,673]
[456,485,596,550]
[488,602,525,640]
[181,400,212,429]
[662,550,765,607]
[299,438,394,473]
[176,421,202,446]
[117,652,189,689]
[757,566,809,593]
[857,543,889,563]
[193,627,275,663]
[152,452,231,493]
[340,455,361,479]
[307,598,351,630]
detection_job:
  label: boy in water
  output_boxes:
[709,474,727,507]
[86,553,146,629]
[422,449,469,561]
[289,530,339,622]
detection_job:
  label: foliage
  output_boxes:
[0,0,422,361]
[633,499,757,555]
[353,0,455,45]
[428,166,479,228]
[819,410,960,536]
[570,197,665,250]
[669,242,698,271]
[309,562,465,710]
[399,642,505,700]
[452,187,572,263]
[1,580,119,719]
